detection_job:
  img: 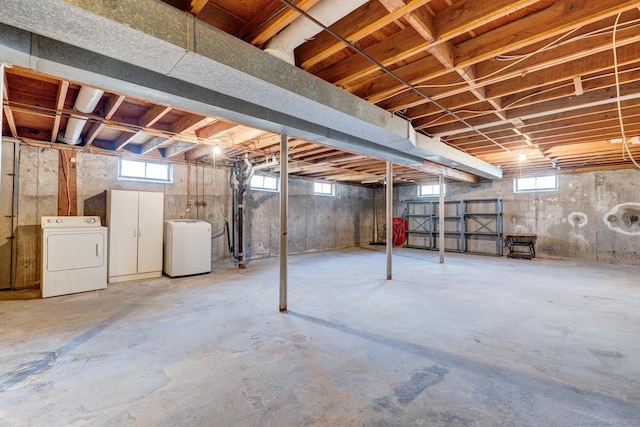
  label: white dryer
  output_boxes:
[41,216,108,298]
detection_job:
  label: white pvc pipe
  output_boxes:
[264,0,369,64]
[63,86,104,145]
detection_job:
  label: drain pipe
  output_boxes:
[231,158,253,269]
[59,86,104,145]
[264,0,369,64]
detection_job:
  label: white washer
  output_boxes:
[41,216,108,298]
[164,220,211,277]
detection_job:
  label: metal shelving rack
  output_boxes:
[404,200,435,250]
[463,198,503,256]
[404,198,503,256]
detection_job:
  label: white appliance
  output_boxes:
[107,190,164,283]
[41,216,108,298]
[164,220,212,277]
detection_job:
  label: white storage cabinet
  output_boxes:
[107,189,164,283]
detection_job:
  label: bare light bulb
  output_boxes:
[213,145,221,155]
[518,151,526,162]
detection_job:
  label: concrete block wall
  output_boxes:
[396,169,640,265]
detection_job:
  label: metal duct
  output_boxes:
[264,0,369,64]
[61,86,104,145]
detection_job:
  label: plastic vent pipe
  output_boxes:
[62,86,104,145]
[264,0,369,64]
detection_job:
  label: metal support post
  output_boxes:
[279,134,288,312]
[386,161,393,280]
[439,174,445,264]
[0,64,4,181]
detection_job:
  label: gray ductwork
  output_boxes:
[0,0,502,179]
[60,86,104,145]
[264,0,369,64]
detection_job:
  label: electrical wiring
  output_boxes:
[496,18,640,61]
[415,109,495,129]
[405,27,582,92]
[612,12,640,169]
[278,0,511,153]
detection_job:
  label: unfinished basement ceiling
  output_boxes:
[3,0,640,183]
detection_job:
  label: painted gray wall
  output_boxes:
[395,170,640,265]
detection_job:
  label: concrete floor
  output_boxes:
[1,247,639,426]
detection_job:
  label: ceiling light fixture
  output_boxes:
[518,151,527,162]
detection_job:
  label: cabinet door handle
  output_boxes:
[96,244,101,257]
[138,229,142,237]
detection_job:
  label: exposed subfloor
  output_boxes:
[1,247,639,426]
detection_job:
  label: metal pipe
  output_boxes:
[386,161,393,280]
[279,134,289,312]
[439,174,445,264]
[0,63,3,180]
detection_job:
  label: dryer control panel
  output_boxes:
[41,216,103,228]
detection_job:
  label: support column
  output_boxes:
[279,134,288,312]
[0,64,4,180]
[439,174,445,264]
[386,161,393,280]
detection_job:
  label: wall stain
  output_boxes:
[603,203,640,235]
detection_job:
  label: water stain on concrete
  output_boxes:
[588,348,624,359]
[0,351,57,391]
[394,365,449,405]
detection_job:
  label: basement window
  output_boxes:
[514,175,558,193]
[250,174,279,192]
[314,181,335,196]
[119,158,172,183]
[418,183,445,197]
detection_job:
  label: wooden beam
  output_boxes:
[237,0,321,47]
[162,141,197,158]
[58,150,77,216]
[140,136,168,154]
[189,0,208,16]
[2,73,18,137]
[353,0,640,104]
[405,7,436,42]
[184,143,216,161]
[84,94,125,146]
[171,114,213,135]
[50,80,69,143]
[416,160,478,183]
[196,120,238,139]
[140,105,172,127]
[296,0,431,69]
[114,131,138,151]
[316,27,429,86]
